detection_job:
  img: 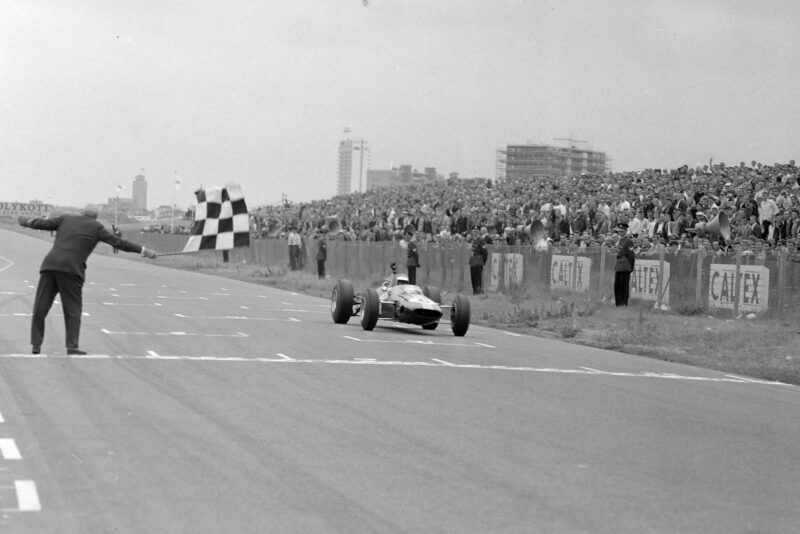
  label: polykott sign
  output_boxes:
[0,202,53,217]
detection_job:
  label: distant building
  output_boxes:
[337,137,370,196]
[496,140,607,182]
[132,174,147,210]
[366,165,441,190]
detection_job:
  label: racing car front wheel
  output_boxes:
[331,279,355,324]
[451,294,471,336]
[360,288,379,331]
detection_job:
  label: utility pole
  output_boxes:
[115,185,123,226]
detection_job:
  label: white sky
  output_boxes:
[2,0,799,209]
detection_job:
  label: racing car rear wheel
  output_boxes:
[451,294,471,336]
[422,286,442,304]
[331,279,355,324]
[360,288,379,331]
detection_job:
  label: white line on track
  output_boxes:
[432,358,455,366]
[173,313,299,322]
[275,353,295,361]
[0,412,4,423]
[0,439,21,460]
[343,336,486,348]
[725,374,763,383]
[0,255,15,273]
[0,353,789,386]
[101,328,249,338]
[14,480,41,512]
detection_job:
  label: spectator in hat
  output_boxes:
[469,226,489,295]
[614,223,635,306]
[405,231,419,285]
[315,232,327,279]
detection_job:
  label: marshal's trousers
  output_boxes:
[614,270,632,306]
[31,271,84,349]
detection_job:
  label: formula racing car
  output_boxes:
[330,275,471,336]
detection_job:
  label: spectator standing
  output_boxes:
[111,224,122,254]
[469,226,489,295]
[614,224,636,306]
[406,232,419,285]
[628,210,643,237]
[287,227,302,270]
[315,234,327,279]
[759,194,779,240]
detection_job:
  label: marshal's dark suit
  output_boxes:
[19,213,151,353]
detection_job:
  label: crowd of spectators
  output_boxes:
[250,159,800,259]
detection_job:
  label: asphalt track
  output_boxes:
[0,227,798,533]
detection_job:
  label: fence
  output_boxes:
[132,233,800,319]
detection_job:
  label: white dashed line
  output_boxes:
[14,480,41,512]
[101,328,249,338]
[0,439,21,460]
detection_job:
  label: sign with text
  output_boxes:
[708,265,769,312]
[550,255,591,292]
[0,201,53,218]
[631,259,671,305]
[489,253,524,291]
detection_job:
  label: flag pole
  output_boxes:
[157,249,233,257]
[156,250,199,257]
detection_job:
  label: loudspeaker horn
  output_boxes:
[327,218,342,236]
[695,211,730,240]
[524,219,546,243]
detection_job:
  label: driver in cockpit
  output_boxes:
[379,262,410,297]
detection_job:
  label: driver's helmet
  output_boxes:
[396,274,409,285]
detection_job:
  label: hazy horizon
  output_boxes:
[3,0,799,209]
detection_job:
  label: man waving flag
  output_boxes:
[182,183,250,253]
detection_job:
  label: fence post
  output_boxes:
[571,249,579,292]
[599,245,606,301]
[656,248,665,310]
[695,247,704,308]
[733,249,742,317]
[777,247,786,317]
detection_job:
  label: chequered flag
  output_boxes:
[183,184,250,252]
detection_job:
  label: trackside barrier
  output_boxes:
[131,233,800,319]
